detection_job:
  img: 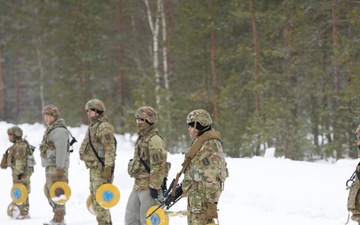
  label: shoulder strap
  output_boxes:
[47,125,77,148]
[88,131,105,167]
[172,130,221,196]
[138,145,150,173]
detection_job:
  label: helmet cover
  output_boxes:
[7,126,23,139]
[135,106,158,124]
[186,109,212,130]
[42,104,60,117]
[85,99,106,112]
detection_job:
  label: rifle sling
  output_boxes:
[172,130,221,196]
[88,131,105,167]
[355,162,360,180]
[138,146,150,173]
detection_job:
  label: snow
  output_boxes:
[0,121,357,225]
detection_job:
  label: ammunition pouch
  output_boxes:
[1,152,8,169]
[127,159,144,178]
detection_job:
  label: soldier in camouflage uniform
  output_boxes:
[79,99,116,225]
[125,106,169,225]
[348,125,360,224]
[1,126,35,219]
[182,109,228,225]
[40,105,70,225]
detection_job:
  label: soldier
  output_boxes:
[125,106,169,225]
[181,109,228,225]
[79,99,116,225]
[40,105,70,225]
[1,126,35,219]
[347,125,360,224]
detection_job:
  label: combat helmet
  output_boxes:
[135,106,158,124]
[186,109,212,131]
[85,99,106,114]
[42,104,60,117]
[7,126,23,139]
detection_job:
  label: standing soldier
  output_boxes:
[181,109,228,225]
[1,126,35,219]
[125,106,169,225]
[40,105,70,225]
[347,125,360,224]
[79,99,116,225]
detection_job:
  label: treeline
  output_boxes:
[0,0,359,160]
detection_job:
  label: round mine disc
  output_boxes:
[86,194,95,215]
[10,183,28,205]
[146,205,169,225]
[49,182,71,205]
[95,183,120,209]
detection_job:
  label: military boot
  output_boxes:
[43,214,66,225]
[15,211,30,220]
[352,214,360,223]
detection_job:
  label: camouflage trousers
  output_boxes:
[89,166,113,225]
[186,182,220,225]
[187,197,215,225]
[12,167,33,216]
[44,166,68,218]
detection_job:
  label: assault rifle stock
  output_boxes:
[146,179,183,219]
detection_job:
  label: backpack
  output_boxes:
[217,146,229,190]
[23,138,36,167]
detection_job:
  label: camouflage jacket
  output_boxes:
[182,130,226,203]
[79,115,116,168]
[7,139,33,176]
[40,118,70,168]
[128,125,168,191]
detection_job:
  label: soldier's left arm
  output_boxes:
[198,140,222,203]
[98,122,116,167]
[149,135,167,190]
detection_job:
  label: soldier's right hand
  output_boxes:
[17,173,24,181]
[150,188,159,199]
[56,168,65,181]
[102,166,112,183]
[206,203,218,219]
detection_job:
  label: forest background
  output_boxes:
[0,0,359,161]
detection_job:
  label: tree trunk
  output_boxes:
[117,0,125,126]
[36,42,45,108]
[0,33,5,118]
[210,30,219,125]
[144,0,162,105]
[332,1,341,159]
[15,53,20,116]
[249,0,260,113]
[249,0,260,156]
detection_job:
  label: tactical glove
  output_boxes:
[206,203,218,219]
[0,153,8,169]
[150,188,159,199]
[102,166,113,183]
[56,168,65,181]
[17,173,24,180]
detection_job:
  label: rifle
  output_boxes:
[146,179,183,219]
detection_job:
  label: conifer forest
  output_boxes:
[1,0,360,160]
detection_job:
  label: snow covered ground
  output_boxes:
[0,121,357,225]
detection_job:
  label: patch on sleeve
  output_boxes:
[152,154,160,162]
[105,134,111,141]
[202,157,210,166]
